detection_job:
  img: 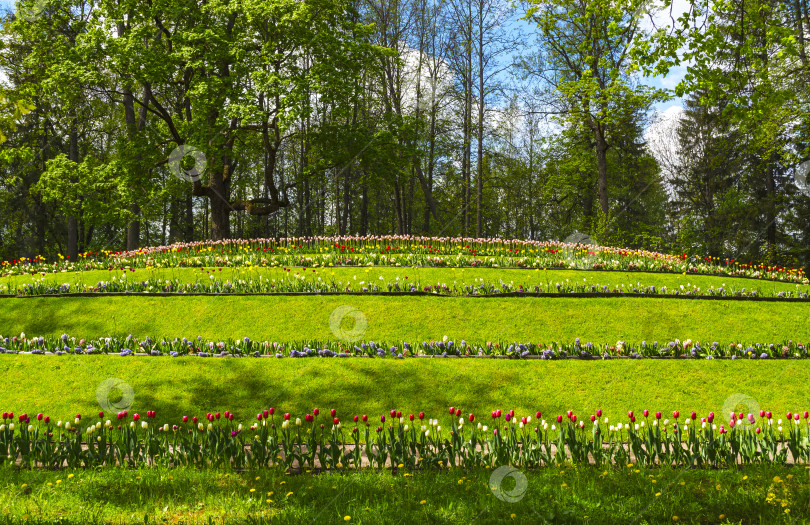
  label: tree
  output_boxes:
[524,0,668,227]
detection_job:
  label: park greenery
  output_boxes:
[2,0,810,523]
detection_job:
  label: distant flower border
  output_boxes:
[2,235,806,284]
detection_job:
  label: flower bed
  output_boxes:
[1,407,808,470]
[4,272,809,298]
[1,334,807,359]
[2,236,806,284]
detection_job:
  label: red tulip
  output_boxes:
[333,418,339,425]
[730,412,736,420]
[449,406,455,415]
[571,415,577,423]
[468,414,474,422]
[521,417,527,424]
[760,410,765,417]
[44,416,49,424]
[690,412,697,420]
[353,415,359,422]
[283,413,290,421]
[390,410,396,418]
[182,416,188,423]
[787,412,792,420]
[397,411,402,418]
[795,414,800,421]
[642,410,648,417]
[456,408,462,416]
[766,411,772,419]
[630,415,635,423]
[566,410,573,418]
[263,410,269,419]
[362,414,368,422]
[496,409,502,418]
[804,411,809,419]
[656,411,662,419]
[536,411,542,419]
[98,412,104,419]
[331,409,337,417]
[133,413,140,421]
[215,412,220,420]
[556,415,563,423]
[756,427,762,434]
[192,416,198,423]
[256,414,262,421]
[628,411,633,418]
[37,413,43,421]
[596,409,602,417]
[729,419,735,427]
[75,414,81,420]
[590,415,595,422]
[418,412,425,420]
[409,414,415,421]
[673,411,679,419]
[737,412,743,420]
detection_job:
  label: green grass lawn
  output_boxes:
[0,464,806,524]
[0,295,807,343]
[5,266,810,295]
[1,356,807,426]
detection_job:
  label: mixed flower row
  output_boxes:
[2,406,809,470]
[4,273,808,299]
[2,236,805,284]
[1,334,808,360]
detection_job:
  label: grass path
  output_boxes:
[0,295,807,342]
[0,464,806,524]
[5,266,809,295]
[1,356,807,423]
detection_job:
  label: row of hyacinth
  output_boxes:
[1,334,808,360]
[1,406,809,470]
[4,273,809,298]
[2,236,806,284]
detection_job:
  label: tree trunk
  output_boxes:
[595,126,609,216]
[67,110,79,260]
